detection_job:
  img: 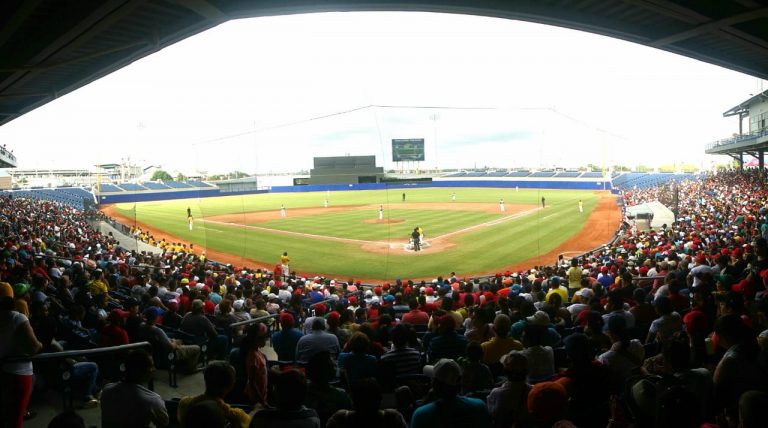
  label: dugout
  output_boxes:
[309,155,384,185]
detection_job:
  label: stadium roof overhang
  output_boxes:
[2,0,768,129]
[723,89,768,117]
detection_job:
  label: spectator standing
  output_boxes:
[272,312,303,362]
[0,281,42,428]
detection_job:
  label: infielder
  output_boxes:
[379,205,384,221]
[499,198,505,212]
[579,200,583,213]
[280,205,286,217]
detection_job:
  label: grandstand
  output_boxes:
[2,2,768,428]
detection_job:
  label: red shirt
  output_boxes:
[101,324,129,347]
[401,309,429,325]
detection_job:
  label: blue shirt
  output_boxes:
[336,352,377,383]
[411,396,490,428]
[271,328,303,362]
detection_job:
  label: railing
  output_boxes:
[706,128,768,151]
[4,342,153,410]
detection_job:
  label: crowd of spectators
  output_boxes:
[3,168,768,427]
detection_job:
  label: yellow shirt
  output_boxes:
[545,287,568,304]
[177,395,250,428]
[280,255,290,265]
[481,336,523,364]
[567,266,582,289]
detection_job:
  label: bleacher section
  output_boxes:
[529,171,556,178]
[4,187,93,210]
[98,184,123,192]
[505,171,531,177]
[612,172,696,189]
[554,172,581,178]
[119,183,146,191]
[142,182,171,190]
[581,172,604,178]
[186,180,212,187]
[164,181,193,188]
[96,181,213,193]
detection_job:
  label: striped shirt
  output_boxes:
[380,347,422,376]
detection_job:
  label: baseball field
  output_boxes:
[102,187,621,280]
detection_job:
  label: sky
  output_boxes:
[0,11,765,175]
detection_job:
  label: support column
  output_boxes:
[740,153,744,170]
[760,150,765,170]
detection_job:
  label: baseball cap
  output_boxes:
[424,358,462,386]
[527,381,569,423]
[526,311,551,326]
[0,282,13,298]
[143,306,164,320]
[108,308,130,322]
[12,282,30,297]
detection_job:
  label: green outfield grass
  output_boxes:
[112,187,602,279]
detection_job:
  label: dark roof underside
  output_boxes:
[1,0,768,128]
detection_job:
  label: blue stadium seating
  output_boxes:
[485,171,508,177]
[99,184,123,192]
[142,182,170,190]
[164,181,193,188]
[118,183,146,191]
[463,172,486,177]
[581,172,604,178]
[529,171,556,178]
[554,172,581,178]
[186,180,212,187]
[505,171,531,177]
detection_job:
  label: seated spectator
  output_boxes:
[272,312,303,362]
[558,333,610,426]
[464,307,495,344]
[526,380,571,427]
[487,351,530,428]
[712,314,766,420]
[381,323,421,376]
[100,308,129,347]
[250,369,321,428]
[338,332,378,385]
[629,288,655,327]
[480,314,522,367]
[184,400,228,428]
[738,390,768,428]
[177,361,251,428]
[327,378,406,428]
[520,323,555,384]
[100,349,169,428]
[327,311,351,348]
[163,299,182,330]
[598,315,645,391]
[412,359,490,428]
[241,323,269,406]
[458,342,493,394]
[426,315,468,363]
[646,296,682,344]
[140,307,200,373]
[304,352,352,427]
[295,317,341,363]
[401,298,428,325]
[602,293,635,332]
[179,299,228,360]
[47,409,86,428]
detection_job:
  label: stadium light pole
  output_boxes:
[429,113,440,173]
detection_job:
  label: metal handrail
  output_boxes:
[3,341,152,363]
[228,313,279,329]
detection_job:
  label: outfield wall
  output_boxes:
[269,179,612,193]
[97,179,611,204]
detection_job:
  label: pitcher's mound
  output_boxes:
[363,218,405,224]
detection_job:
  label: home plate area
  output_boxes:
[402,239,431,251]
